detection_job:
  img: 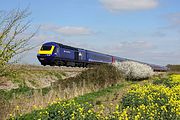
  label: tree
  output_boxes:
[0,8,36,76]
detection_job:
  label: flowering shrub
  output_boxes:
[113,61,154,80]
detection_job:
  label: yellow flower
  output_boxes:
[9,114,13,117]
[45,111,48,115]
[16,105,19,110]
[39,112,42,115]
[71,112,75,120]
[100,104,105,109]
[110,103,113,106]
[135,115,140,120]
[33,105,37,110]
[161,106,167,112]
[116,105,119,110]
[88,110,92,113]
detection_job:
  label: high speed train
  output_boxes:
[37,42,168,72]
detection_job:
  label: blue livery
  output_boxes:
[37,42,168,72]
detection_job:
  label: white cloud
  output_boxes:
[100,0,159,11]
[104,41,156,54]
[41,24,93,36]
[99,40,159,63]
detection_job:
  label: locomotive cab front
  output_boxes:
[38,45,55,55]
[37,42,59,66]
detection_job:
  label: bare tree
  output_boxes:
[0,8,36,76]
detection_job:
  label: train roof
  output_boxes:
[44,42,113,57]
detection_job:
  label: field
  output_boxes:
[0,64,180,120]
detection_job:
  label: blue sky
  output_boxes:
[1,0,180,65]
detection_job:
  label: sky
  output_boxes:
[0,0,180,65]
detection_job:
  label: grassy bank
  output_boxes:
[0,64,125,120]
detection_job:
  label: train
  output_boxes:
[37,42,168,72]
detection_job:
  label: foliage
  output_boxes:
[114,61,154,80]
[0,84,33,100]
[0,8,36,76]
[41,87,52,96]
[57,64,124,89]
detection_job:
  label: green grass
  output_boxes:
[73,79,150,105]
[0,68,66,100]
[41,87,52,96]
[0,85,33,100]
[74,82,129,104]
[47,71,64,80]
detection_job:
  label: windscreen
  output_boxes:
[41,45,52,51]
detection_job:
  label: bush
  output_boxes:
[167,64,180,72]
[57,64,124,89]
[113,61,154,80]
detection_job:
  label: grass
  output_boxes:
[0,64,126,120]
[0,85,33,100]
[74,83,126,104]
[41,87,52,96]
[1,64,175,120]
[0,66,67,120]
[0,69,66,100]
[9,78,155,120]
[2,64,157,120]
